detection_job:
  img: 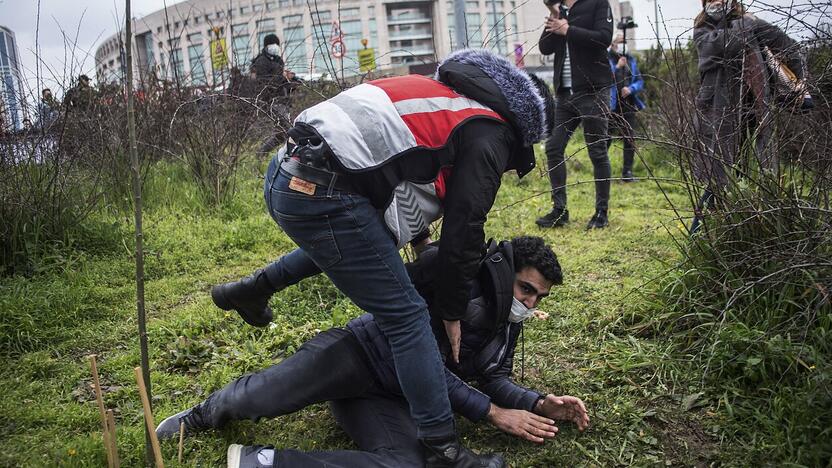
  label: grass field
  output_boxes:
[0,137,735,467]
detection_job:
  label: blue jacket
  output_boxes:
[346,244,543,422]
[609,53,646,111]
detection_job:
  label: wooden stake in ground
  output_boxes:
[89,355,115,468]
[134,367,164,468]
[178,421,185,463]
[106,409,120,468]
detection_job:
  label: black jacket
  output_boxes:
[539,0,614,93]
[347,243,543,422]
[251,50,288,101]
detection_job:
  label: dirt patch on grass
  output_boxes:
[649,414,719,466]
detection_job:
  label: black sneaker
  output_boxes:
[586,210,609,230]
[155,406,208,440]
[227,444,274,468]
[536,208,569,228]
[622,170,635,183]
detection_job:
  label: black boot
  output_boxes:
[420,436,505,468]
[211,269,277,327]
[586,209,609,230]
[536,208,569,228]
[622,169,635,183]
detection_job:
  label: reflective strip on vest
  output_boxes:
[294,75,503,171]
[293,75,503,248]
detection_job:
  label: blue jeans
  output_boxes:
[263,157,454,438]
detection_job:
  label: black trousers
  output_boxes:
[198,328,422,467]
[545,90,611,211]
[608,105,638,173]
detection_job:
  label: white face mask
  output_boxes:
[266,44,280,56]
[508,297,536,323]
[705,2,727,21]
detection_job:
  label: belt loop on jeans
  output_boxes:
[326,173,337,198]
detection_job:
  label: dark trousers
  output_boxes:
[263,157,453,438]
[545,90,611,211]
[608,105,638,174]
[199,328,423,467]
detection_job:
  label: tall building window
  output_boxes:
[170,48,185,82]
[485,0,506,53]
[282,15,307,72]
[232,23,252,67]
[142,34,156,72]
[311,10,333,75]
[188,33,206,85]
[341,19,362,73]
[447,1,484,48]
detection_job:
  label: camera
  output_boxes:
[617,16,637,31]
[616,16,637,54]
[618,16,638,31]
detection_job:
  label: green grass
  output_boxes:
[0,137,749,467]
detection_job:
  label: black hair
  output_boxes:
[527,72,555,135]
[511,236,563,285]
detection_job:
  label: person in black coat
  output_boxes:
[156,236,589,468]
[536,0,614,230]
[251,33,289,103]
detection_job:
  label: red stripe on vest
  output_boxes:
[401,108,504,148]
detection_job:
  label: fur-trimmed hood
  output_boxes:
[435,48,548,177]
[435,48,548,148]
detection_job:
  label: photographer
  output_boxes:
[690,0,805,233]
[537,0,614,230]
[608,33,645,182]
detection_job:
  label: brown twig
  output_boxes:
[88,355,114,468]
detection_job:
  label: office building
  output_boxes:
[0,25,27,131]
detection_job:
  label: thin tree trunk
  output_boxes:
[124,0,154,465]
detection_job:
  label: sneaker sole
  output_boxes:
[227,444,244,468]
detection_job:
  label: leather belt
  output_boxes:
[280,157,358,194]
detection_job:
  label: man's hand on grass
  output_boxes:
[487,404,558,443]
[534,394,590,431]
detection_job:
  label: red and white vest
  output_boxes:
[294,75,504,247]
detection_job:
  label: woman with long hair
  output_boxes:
[690,0,804,233]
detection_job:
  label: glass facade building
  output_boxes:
[0,25,26,131]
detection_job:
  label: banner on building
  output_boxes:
[358,47,376,72]
[210,38,228,69]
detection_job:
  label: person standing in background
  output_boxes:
[608,33,645,182]
[537,0,615,230]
